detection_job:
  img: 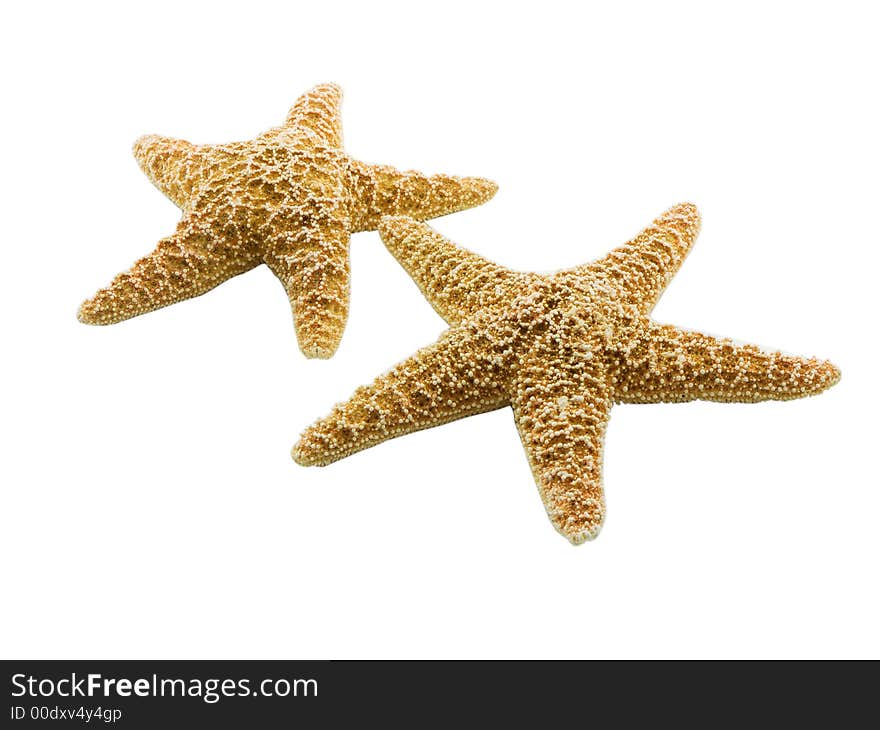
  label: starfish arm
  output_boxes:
[132,135,210,209]
[511,339,612,544]
[284,82,343,147]
[378,216,528,325]
[580,203,701,313]
[346,159,498,232]
[263,201,352,359]
[78,216,261,325]
[292,326,510,466]
[612,323,841,403]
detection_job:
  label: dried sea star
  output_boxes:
[78,83,497,358]
[293,204,840,543]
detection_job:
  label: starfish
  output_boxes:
[292,204,840,543]
[78,83,497,358]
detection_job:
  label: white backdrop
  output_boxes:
[1,1,877,659]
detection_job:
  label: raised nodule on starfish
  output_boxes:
[78,83,498,359]
[293,204,840,544]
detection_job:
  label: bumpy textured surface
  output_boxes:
[293,204,840,544]
[78,83,497,358]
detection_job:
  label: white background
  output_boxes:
[1,1,877,659]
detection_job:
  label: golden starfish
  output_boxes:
[78,83,497,358]
[293,204,840,543]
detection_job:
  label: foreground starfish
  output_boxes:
[293,204,840,543]
[78,83,497,358]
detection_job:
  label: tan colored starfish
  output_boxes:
[78,83,497,358]
[293,204,840,543]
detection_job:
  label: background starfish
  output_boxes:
[293,204,840,543]
[78,83,497,358]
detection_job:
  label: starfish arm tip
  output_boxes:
[467,176,499,202]
[663,201,702,231]
[544,498,607,546]
[291,426,340,467]
[299,342,340,360]
[674,201,699,215]
[131,133,158,158]
[285,83,344,146]
[130,134,207,208]
[132,134,162,172]
[291,440,316,466]
[815,359,842,392]
[429,171,497,212]
[294,309,346,358]
[289,284,349,362]
[566,523,604,545]
[77,292,126,326]
[674,202,702,238]
[76,299,102,326]
[131,133,191,163]
[830,361,842,382]
[310,81,342,97]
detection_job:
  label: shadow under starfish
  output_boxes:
[292,203,840,544]
[78,83,497,359]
